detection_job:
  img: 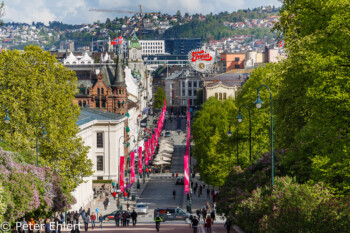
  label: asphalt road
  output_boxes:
[136,116,187,222]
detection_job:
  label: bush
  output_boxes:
[235,176,350,233]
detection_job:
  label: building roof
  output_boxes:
[77,108,125,126]
[129,34,142,49]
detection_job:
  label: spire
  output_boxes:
[112,50,126,87]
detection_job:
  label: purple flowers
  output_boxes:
[0,147,72,223]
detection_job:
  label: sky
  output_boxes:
[2,0,282,25]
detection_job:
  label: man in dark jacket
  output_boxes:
[130,210,138,226]
[114,212,120,227]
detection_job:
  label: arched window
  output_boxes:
[78,101,82,107]
[219,93,222,100]
[215,93,218,99]
[101,88,104,94]
[81,61,85,64]
[119,89,122,95]
[223,93,227,100]
[83,100,86,107]
[122,101,125,107]
[118,101,121,108]
[95,97,100,108]
[97,88,100,95]
[102,99,106,108]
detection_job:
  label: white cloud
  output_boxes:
[2,0,281,25]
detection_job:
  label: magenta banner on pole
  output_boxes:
[145,141,149,165]
[119,156,124,193]
[152,134,155,154]
[148,138,152,161]
[155,128,158,145]
[130,152,135,183]
[138,146,142,174]
[184,154,189,194]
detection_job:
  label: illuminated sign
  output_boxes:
[188,49,215,73]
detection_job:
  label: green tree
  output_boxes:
[153,87,166,109]
[192,97,238,186]
[0,46,93,192]
[176,10,182,17]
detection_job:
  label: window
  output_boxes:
[97,156,103,171]
[235,57,240,61]
[182,81,185,87]
[194,90,197,96]
[182,89,185,96]
[194,82,197,87]
[97,132,103,148]
[101,99,106,108]
[95,98,100,108]
[101,88,104,94]
[118,101,121,108]
[235,65,240,69]
[224,93,227,100]
[83,101,86,107]
[97,176,103,180]
[97,88,100,95]
[78,101,82,107]
[188,81,192,88]
[215,93,218,99]
[167,209,175,214]
[219,93,222,100]
[188,90,192,96]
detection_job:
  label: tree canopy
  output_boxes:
[0,46,93,193]
[153,87,166,109]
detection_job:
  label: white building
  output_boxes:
[138,40,165,55]
[70,108,126,211]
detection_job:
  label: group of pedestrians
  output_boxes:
[112,210,138,227]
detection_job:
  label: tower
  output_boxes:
[110,50,128,115]
[128,34,143,73]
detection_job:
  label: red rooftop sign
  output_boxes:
[188,49,215,73]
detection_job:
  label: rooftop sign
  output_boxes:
[188,49,215,73]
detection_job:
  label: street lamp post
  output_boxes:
[227,124,239,166]
[236,104,252,163]
[254,84,274,187]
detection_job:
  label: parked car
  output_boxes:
[165,131,171,137]
[135,203,149,214]
[102,210,120,221]
[175,177,184,185]
[154,207,190,222]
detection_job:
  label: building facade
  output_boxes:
[139,40,165,55]
[165,38,202,55]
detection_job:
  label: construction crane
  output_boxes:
[89,5,160,39]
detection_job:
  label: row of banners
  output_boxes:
[184,99,191,194]
[119,100,167,193]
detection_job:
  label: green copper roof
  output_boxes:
[129,34,141,49]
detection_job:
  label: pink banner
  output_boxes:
[119,156,124,193]
[152,134,155,154]
[145,141,149,165]
[131,152,135,183]
[148,138,152,161]
[184,154,189,194]
[155,128,158,145]
[138,146,142,174]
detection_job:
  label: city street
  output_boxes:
[62,223,229,233]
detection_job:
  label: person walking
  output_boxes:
[83,214,90,231]
[98,214,103,229]
[194,186,197,195]
[224,219,232,233]
[131,210,138,226]
[74,212,79,224]
[103,197,109,210]
[210,211,216,223]
[205,216,213,233]
[122,211,127,227]
[173,189,176,199]
[28,218,35,233]
[191,216,199,233]
[196,209,201,221]
[207,188,210,199]
[126,211,130,226]
[202,208,207,223]
[90,213,96,230]
[44,218,50,233]
[123,191,128,201]
[199,185,203,197]
[114,212,120,227]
